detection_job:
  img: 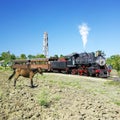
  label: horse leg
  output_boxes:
[14,75,19,87]
[30,78,34,88]
[8,70,15,80]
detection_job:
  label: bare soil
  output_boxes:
[0,70,120,120]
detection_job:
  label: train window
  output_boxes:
[67,57,71,61]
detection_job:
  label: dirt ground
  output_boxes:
[0,70,120,120]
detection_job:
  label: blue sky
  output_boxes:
[0,0,120,58]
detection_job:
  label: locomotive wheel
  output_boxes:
[65,68,70,74]
[89,72,95,77]
[96,73,99,77]
[78,69,83,76]
[86,72,90,76]
[71,69,77,75]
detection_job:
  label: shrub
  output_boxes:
[37,89,51,107]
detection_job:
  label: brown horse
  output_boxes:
[8,67,43,88]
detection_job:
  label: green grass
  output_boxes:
[53,94,61,101]
[0,89,3,99]
[114,101,120,106]
[45,77,81,89]
[37,89,51,107]
[0,66,11,71]
[118,71,120,77]
[104,81,120,86]
[37,88,62,107]
[58,80,81,89]
[37,74,120,107]
[0,66,4,70]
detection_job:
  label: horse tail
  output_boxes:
[8,70,15,80]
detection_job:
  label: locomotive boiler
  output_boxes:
[75,51,108,77]
[50,51,110,78]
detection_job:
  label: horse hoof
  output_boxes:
[14,85,16,89]
[31,86,34,88]
[31,85,38,88]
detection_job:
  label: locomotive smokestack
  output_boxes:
[78,23,90,49]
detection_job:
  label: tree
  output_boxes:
[96,50,106,56]
[106,55,120,71]
[60,54,64,58]
[35,54,46,58]
[1,51,11,67]
[54,54,58,58]
[11,54,16,60]
[0,51,15,67]
[20,54,27,59]
[28,54,36,59]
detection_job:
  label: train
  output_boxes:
[12,51,111,78]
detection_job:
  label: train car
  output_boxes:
[50,53,79,73]
[30,58,50,71]
[12,58,51,71]
[12,59,29,69]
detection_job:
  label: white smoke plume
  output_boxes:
[78,23,90,49]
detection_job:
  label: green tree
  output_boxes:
[0,51,12,67]
[20,54,27,59]
[106,55,120,71]
[35,54,46,58]
[28,54,36,59]
[11,54,16,60]
[60,54,64,58]
[0,56,2,61]
[96,50,106,56]
[54,54,58,58]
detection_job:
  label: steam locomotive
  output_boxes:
[12,51,111,78]
[50,51,111,77]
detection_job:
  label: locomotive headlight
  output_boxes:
[96,56,106,66]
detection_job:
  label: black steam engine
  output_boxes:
[50,51,111,78]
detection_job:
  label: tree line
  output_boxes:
[0,51,46,67]
[0,51,120,72]
[0,51,63,67]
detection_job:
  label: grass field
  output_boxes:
[0,70,120,120]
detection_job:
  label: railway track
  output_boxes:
[44,72,120,82]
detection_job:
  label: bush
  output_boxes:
[0,66,11,71]
[37,89,51,107]
[118,71,120,77]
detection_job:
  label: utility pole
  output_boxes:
[43,32,48,58]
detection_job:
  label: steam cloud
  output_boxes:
[78,23,90,49]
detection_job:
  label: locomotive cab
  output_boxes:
[65,53,79,67]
